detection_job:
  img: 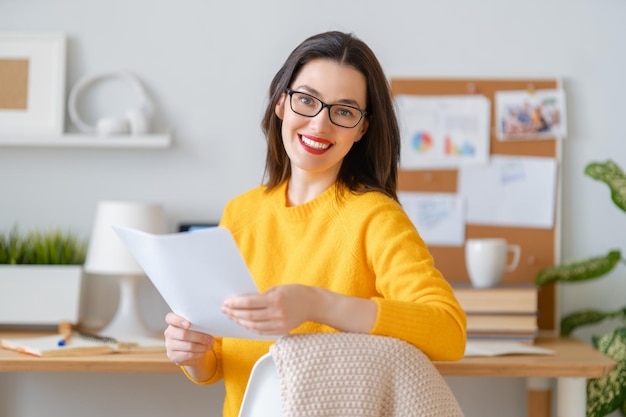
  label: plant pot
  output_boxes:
[0,265,83,326]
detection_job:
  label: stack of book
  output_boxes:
[453,285,539,343]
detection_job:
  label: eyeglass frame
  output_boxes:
[286,89,367,128]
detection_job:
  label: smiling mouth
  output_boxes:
[299,135,331,151]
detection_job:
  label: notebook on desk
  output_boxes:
[0,334,114,357]
[0,333,166,357]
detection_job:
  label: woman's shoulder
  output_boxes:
[336,189,419,239]
[342,188,402,212]
[227,184,269,205]
[226,182,287,212]
[221,184,275,231]
[335,188,408,225]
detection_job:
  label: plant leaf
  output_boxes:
[587,328,626,417]
[585,160,626,213]
[560,309,623,336]
[535,250,622,286]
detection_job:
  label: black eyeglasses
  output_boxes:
[286,89,367,128]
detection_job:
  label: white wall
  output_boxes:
[1,0,626,416]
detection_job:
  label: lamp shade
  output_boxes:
[84,201,166,275]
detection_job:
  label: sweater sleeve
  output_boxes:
[357,197,467,361]
[372,297,466,361]
[180,333,224,385]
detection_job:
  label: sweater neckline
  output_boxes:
[277,181,338,222]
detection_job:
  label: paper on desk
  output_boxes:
[464,341,554,357]
[113,225,277,340]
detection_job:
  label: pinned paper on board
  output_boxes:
[398,192,465,247]
[458,155,558,229]
[396,95,491,169]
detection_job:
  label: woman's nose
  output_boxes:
[309,107,332,131]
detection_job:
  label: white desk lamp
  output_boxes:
[84,201,166,339]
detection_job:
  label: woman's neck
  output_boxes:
[286,169,337,207]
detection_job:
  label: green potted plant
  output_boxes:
[535,160,626,417]
[0,227,87,326]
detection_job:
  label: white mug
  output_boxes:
[465,238,521,288]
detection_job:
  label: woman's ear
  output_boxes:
[355,118,369,142]
[275,93,286,120]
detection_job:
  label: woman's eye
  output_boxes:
[336,107,354,118]
[299,96,314,106]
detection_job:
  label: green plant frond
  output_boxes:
[2,226,23,264]
[535,250,622,286]
[585,160,626,213]
[561,309,623,337]
[0,227,87,265]
[587,328,626,417]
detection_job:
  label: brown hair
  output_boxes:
[261,31,400,201]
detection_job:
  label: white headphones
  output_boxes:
[68,71,154,136]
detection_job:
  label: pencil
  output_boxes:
[57,321,72,347]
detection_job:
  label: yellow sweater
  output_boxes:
[184,181,466,417]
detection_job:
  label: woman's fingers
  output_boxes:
[165,311,190,329]
[221,285,315,335]
[163,311,214,366]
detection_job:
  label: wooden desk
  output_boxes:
[437,337,615,378]
[438,337,616,417]
[0,334,615,417]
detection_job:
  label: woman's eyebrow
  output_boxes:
[293,85,362,107]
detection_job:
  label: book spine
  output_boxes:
[466,332,537,343]
[466,314,538,332]
[454,287,538,314]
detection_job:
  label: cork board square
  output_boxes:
[0,58,29,110]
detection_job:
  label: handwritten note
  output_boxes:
[458,155,557,228]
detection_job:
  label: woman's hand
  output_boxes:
[164,312,215,380]
[221,284,377,335]
[221,284,316,335]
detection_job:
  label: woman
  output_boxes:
[164,30,466,417]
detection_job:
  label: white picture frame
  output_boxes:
[0,33,66,135]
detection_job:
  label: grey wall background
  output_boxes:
[1,0,626,416]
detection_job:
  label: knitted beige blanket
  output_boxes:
[270,333,464,417]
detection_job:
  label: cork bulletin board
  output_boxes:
[391,78,561,331]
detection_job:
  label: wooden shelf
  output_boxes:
[0,133,172,149]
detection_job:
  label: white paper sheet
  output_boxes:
[398,192,465,246]
[114,225,277,340]
[464,341,554,357]
[458,155,557,228]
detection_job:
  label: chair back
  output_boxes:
[239,333,464,417]
[238,353,282,417]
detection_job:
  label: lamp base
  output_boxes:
[100,274,155,340]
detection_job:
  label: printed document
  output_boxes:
[396,94,491,169]
[114,226,277,340]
